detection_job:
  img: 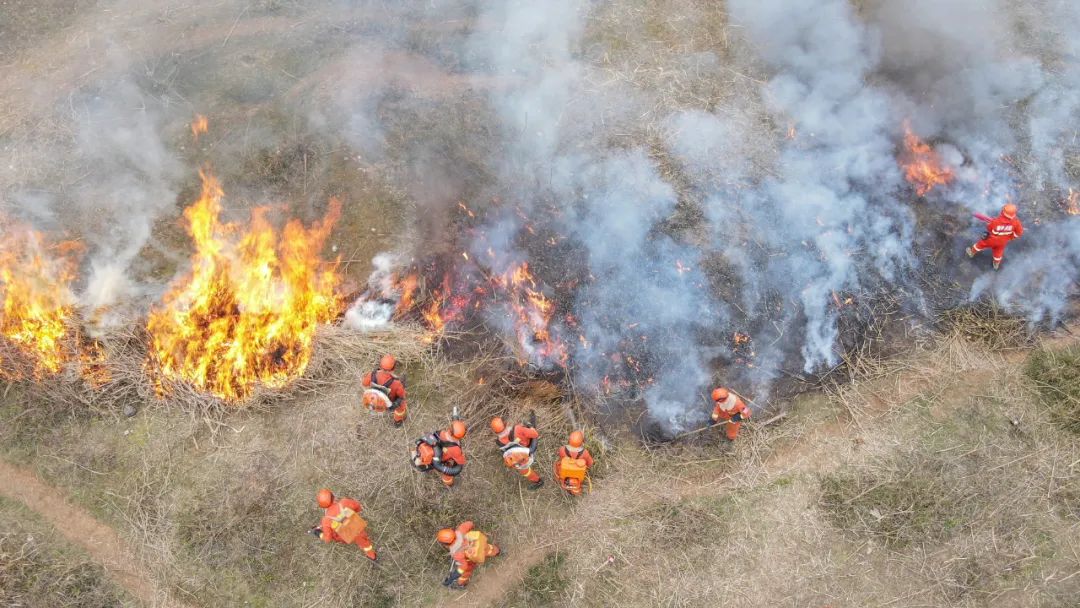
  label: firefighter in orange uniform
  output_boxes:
[361,354,408,426]
[710,387,751,441]
[411,419,467,487]
[967,203,1023,270]
[491,416,543,489]
[308,488,377,561]
[554,430,593,496]
[437,521,499,589]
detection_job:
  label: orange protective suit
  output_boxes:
[970,212,1023,267]
[554,444,593,495]
[320,497,377,560]
[361,369,407,424]
[442,521,499,588]
[495,423,542,485]
[711,390,751,441]
[412,428,466,487]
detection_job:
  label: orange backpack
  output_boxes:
[559,456,588,483]
[463,530,490,564]
[329,506,367,543]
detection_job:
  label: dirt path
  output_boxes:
[454,435,800,606]
[0,459,193,608]
[457,354,1006,607]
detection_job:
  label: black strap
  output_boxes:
[367,370,393,395]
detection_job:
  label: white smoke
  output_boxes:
[7,0,1080,430]
[5,77,184,332]
[344,252,405,332]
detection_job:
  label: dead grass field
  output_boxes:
[3,320,1079,607]
[0,495,131,607]
[1,1,1079,607]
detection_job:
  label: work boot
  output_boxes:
[966,246,976,258]
[393,419,404,428]
[528,479,544,491]
[993,259,1001,270]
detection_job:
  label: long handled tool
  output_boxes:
[672,414,787,440]
[672,387,785,440]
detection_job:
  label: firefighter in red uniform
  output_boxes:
[554,430,594,496]
[710,387,751,441]
[491,416,543,489]
[411,419,467,487]
[308,488,377,561]
[967,203,1023,270]
[437,521,500,589]
[361,354,408,426]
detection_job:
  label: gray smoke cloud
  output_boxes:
[4,75,183,332]
[861,0,1080,324]
[722,0,913,376]
[70,80,184,326]
[453,0,1079,429]
[460,0,726,429]
[5,0,1079,428]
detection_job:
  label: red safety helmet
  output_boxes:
[316,488,334,509]
[568,430,585,448]
[436,528,457,545]
[712,387,729,402]
[450,420,467,440]
[490,417,506,434]
[1002,203,1017,219]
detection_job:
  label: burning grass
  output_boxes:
[0,222,80,380]
[900,120,955,196]
[1026,344,1080,435]
[146,170,343,403]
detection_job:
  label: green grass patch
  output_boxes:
[1026,346,1080,435]
[502,552,570,608]
[820,454,967,548]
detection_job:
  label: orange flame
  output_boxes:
[394,273,419,318]
[191,115,208,140]
[900,121,954,196]
[504,262,567,368]
[1066,188,1079,216]
[0,224,80,379]
[76,337,112,388]
[146,170,342,402]
[423,296,447,333]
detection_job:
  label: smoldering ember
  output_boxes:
[1,1,1078,606]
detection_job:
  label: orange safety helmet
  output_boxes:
[316,488,334,509]
[450,420,467,440]
[490,416,506,434]
[1002,203,1017,219]
[436,528,457,545]
[379,354,397,371]
[568,430,585,448]
[712,387,729,402]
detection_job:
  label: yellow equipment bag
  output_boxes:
[330,507,367,544]
[464,530,490,564]
[559,456,588,483]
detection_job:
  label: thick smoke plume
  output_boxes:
[3,0,1079,429]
